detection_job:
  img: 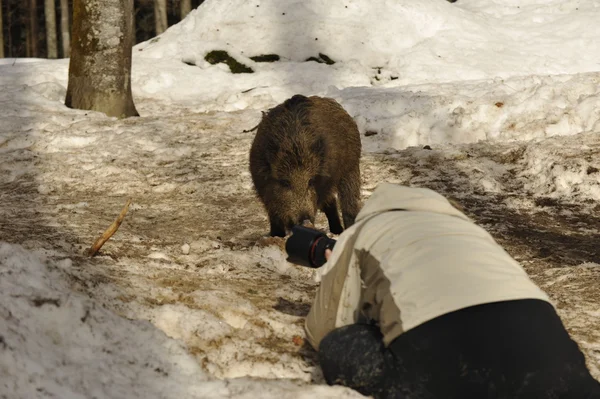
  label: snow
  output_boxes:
[1,0,600,397]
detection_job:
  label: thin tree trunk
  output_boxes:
[0,0,4,58]
[65,0,139,118]
[60,0,70,57]
[154,0,167,35]
[6,0,11,57]
[45,0,58,58]
[29,0,38,57]
[26,20,32,57]
[8,1,14,57]
[180,0,191,20]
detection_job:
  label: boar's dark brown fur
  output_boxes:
[249,94,362,237]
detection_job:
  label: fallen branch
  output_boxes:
[87,198,132,257]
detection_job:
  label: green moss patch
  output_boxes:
[249,54,280,62]
[204,50,253,74]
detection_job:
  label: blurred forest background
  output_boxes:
[0,0,205,58]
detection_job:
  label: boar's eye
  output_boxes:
[308,177,317,187]
[278,179,292,188]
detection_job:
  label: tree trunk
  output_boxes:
[0,0,4,58]
[5,0,11,57]
[60,0,70,57]
[180,0,191,20]
[65,0,139,118]
[29,0,39,57]
[45,0,58,58]
[154,0,167,35]
[132,5,136,44]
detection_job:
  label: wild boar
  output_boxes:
[249,94,362,237]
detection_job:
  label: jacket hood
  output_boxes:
[355,183,471,222]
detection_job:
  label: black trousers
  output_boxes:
[318,299,600,399]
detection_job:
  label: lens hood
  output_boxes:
[285,225,336,268]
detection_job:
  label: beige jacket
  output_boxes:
[305,183,551,350]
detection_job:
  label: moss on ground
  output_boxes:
[204,50,253,73]
[249,54,280,62]
[305,52,335,65]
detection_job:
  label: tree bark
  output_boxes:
[60,0,70,57]
[154,0,167,35]
[0,0,4,58]
[45,0,58,58]
[29,0,39,57]
[65,0,139,118]
[180,0,191,20]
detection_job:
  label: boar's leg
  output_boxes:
[338,167,362,230]
[322,200,344,235]
[269,214,287,237]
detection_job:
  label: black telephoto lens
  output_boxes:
[285,225,336,268]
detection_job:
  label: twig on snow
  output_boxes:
[87,198,132,257]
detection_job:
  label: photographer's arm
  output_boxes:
[304,245,362,350]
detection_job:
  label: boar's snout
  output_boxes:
[297,212,314,227]
[284,207,315,232]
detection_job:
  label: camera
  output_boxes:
[285,225,337,268]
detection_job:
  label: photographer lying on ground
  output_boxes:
[292,183,600,399]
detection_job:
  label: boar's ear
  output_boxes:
[311,137,327,159]
[252,156,272,181]
[259,164,271,179]
[265,139,280,163]
[284,94,310,110]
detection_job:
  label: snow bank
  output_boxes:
[338,72,600,151]
[128,0,600,153]
[131,0,600,110]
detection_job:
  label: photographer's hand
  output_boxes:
[325,249,332,261]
